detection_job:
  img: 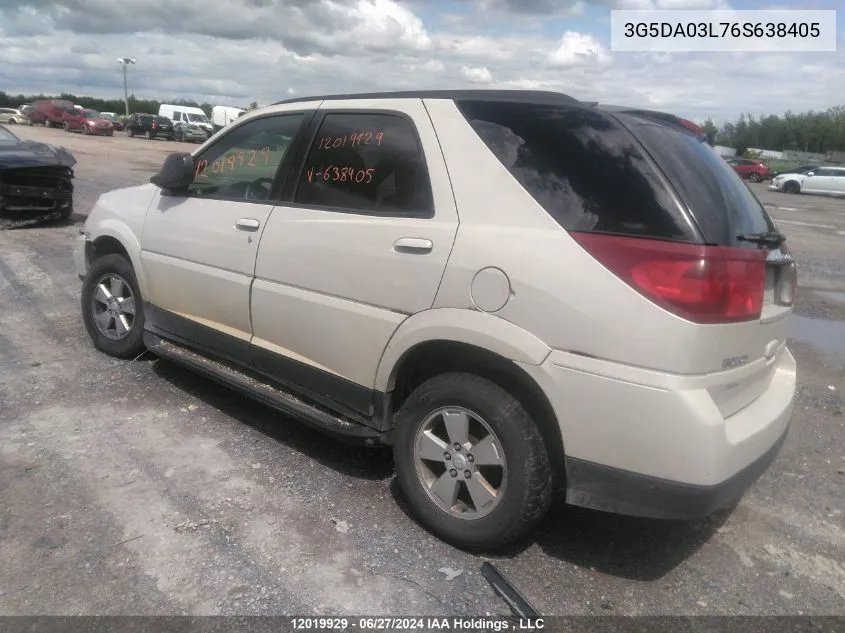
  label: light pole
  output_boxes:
[117,57,136,116]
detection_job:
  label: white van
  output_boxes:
[211,105,246,133]
[158,104,212,137]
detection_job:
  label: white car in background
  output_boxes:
[0,108,27,125]
[770,166,845,196]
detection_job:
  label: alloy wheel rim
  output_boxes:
[90,273,136,340]
[413,406,507,520]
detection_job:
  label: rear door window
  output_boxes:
[615,112,776,248]
[293,112,433,216]
[455,100,695,241]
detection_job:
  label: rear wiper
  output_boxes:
[736,231,786,247]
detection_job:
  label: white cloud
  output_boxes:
[461,66,494,83]
[548,32,609,67]
[0,0,841,123]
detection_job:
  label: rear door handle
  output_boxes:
[235,218,261,232]
[393,237,433,254]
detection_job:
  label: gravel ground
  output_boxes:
[0,125,843,617]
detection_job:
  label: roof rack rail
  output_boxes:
[271,89,583,107]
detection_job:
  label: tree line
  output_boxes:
[0,91,259,118]
[699,106,845,155]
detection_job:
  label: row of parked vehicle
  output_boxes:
[724,156,845,195]
[1,100,246,145]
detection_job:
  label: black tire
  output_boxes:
[81,254,146,360]
[145,130,152,140]
[393,372,553,551]
[748,172,761,183]
[127,128,134,137]
[784,180,800,194]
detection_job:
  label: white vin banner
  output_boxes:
[611,9,837,52]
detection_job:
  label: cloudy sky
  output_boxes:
[0,0,842,123]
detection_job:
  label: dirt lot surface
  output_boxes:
[1,125,844,617]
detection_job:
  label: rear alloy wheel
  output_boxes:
[145,130,153,140]
[748,172,761,183]
[784,181,801,194]
[81,254,146,359]
[393,372,553,551]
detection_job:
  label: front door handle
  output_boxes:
[393,237,433,254]
[235,218,261,232]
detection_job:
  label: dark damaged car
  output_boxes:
[0,124,75,228]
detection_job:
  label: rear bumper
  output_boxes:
[518,346,796,519]
[563,426,788,519]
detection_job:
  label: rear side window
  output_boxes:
[456,100,694,241]
[619,113,776,247]
[294,112,433,216]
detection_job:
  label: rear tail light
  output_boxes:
[151,122,157,129]
[571,233,768,324]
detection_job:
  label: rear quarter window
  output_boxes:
[617,113,776,247]
[455,100,695,241]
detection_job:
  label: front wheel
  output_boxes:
[393,372,553,551]
[126,128,133,137]
[783,181,801,194]
[748,172,761,183]
[81,254,146,359]
[63,122,70,132]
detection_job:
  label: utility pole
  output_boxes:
[117,57,136,116]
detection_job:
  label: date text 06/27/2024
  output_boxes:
[610,9,837,52]
[290,617,546,631]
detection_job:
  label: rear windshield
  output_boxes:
[617,113,776,247]
[455,100,697,242]
[155,116,171,124]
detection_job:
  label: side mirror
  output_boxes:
[806,172,815,177]
[150,152,194,193]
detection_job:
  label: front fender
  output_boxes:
[87,219,147,299]
[374,308,552,392]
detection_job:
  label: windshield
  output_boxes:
[82,110,99,118]
[100,113,115,120]
[187,113,208,123]
[621,113,776,248]
[0,126,21,143]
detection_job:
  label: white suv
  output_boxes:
[75,90,798,550]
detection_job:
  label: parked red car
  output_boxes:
[61,109,115,136]
[726,158,770,182]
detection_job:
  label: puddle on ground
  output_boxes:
[812,290,845,305]
[787,314,845,360]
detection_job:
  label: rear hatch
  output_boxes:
[456,100,795,418]
[605,108,796,415]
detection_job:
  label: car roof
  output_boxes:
[272,89,590,107]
